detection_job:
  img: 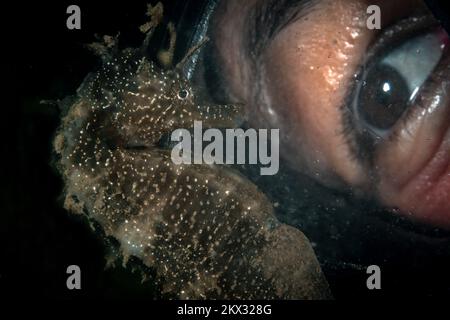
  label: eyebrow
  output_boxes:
[243,0,317,60]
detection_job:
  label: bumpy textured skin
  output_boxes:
[53,3,331,299]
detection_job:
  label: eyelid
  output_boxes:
[340,13,440,167]
[391,40,450,140]
[361,15,439,71]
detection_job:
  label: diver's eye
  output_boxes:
[354,29,444,137]
[177,89,189,100]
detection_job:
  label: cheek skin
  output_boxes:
[262,0,374,187]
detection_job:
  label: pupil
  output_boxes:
[178,89,188,99]
[358,64,410,131]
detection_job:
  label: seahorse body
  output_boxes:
[53,3,331,299]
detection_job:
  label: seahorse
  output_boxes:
[53,2,331,299]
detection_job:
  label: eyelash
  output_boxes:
[244,0,315,61]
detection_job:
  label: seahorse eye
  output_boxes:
[177,89,189,100]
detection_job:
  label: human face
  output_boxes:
[210,0,450,227]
